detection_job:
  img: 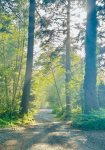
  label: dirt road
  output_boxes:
[0,109,105,150]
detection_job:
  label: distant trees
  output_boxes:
[38,0,73,114]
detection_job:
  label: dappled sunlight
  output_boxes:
[1,0,105,149]
[0,109,104,150]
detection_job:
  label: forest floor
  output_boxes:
[0,109,105,150]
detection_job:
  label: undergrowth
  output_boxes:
[53,107,105,130]
[71,109,105,130]
[0,111,35,127]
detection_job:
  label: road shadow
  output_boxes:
[0,109,105,150]
[1,122,103,150]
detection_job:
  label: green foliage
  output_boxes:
[0,0,28,122]
[0,112,19,127]
[45,52,84,117]
[52,106,65,117]
[0,30,26,115]
[72,109,105,130]
[53,106,82,121]
[0,113,34,127]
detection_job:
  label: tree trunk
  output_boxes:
[84,0,99,113]
[65,0,71,114]
[20,0,36,115]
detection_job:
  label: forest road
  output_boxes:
[0,109,105,150]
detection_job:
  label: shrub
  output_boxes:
[72,109,105,130]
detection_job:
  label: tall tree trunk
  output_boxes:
[65,0,71,114]
[84,0,99,113]
[20,0,35,115]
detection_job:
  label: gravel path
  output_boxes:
[0,109,105,150]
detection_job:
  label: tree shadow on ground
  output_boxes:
[0,122,104,150]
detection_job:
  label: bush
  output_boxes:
[72,109,105,130]
[0,111,20,127]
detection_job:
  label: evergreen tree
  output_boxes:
[84,0,99,113]
[65,0,71,114]
[20,0,36,114]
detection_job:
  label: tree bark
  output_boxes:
[84,0,99,113]
[65,0,71,114]
[20,0,35,115]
